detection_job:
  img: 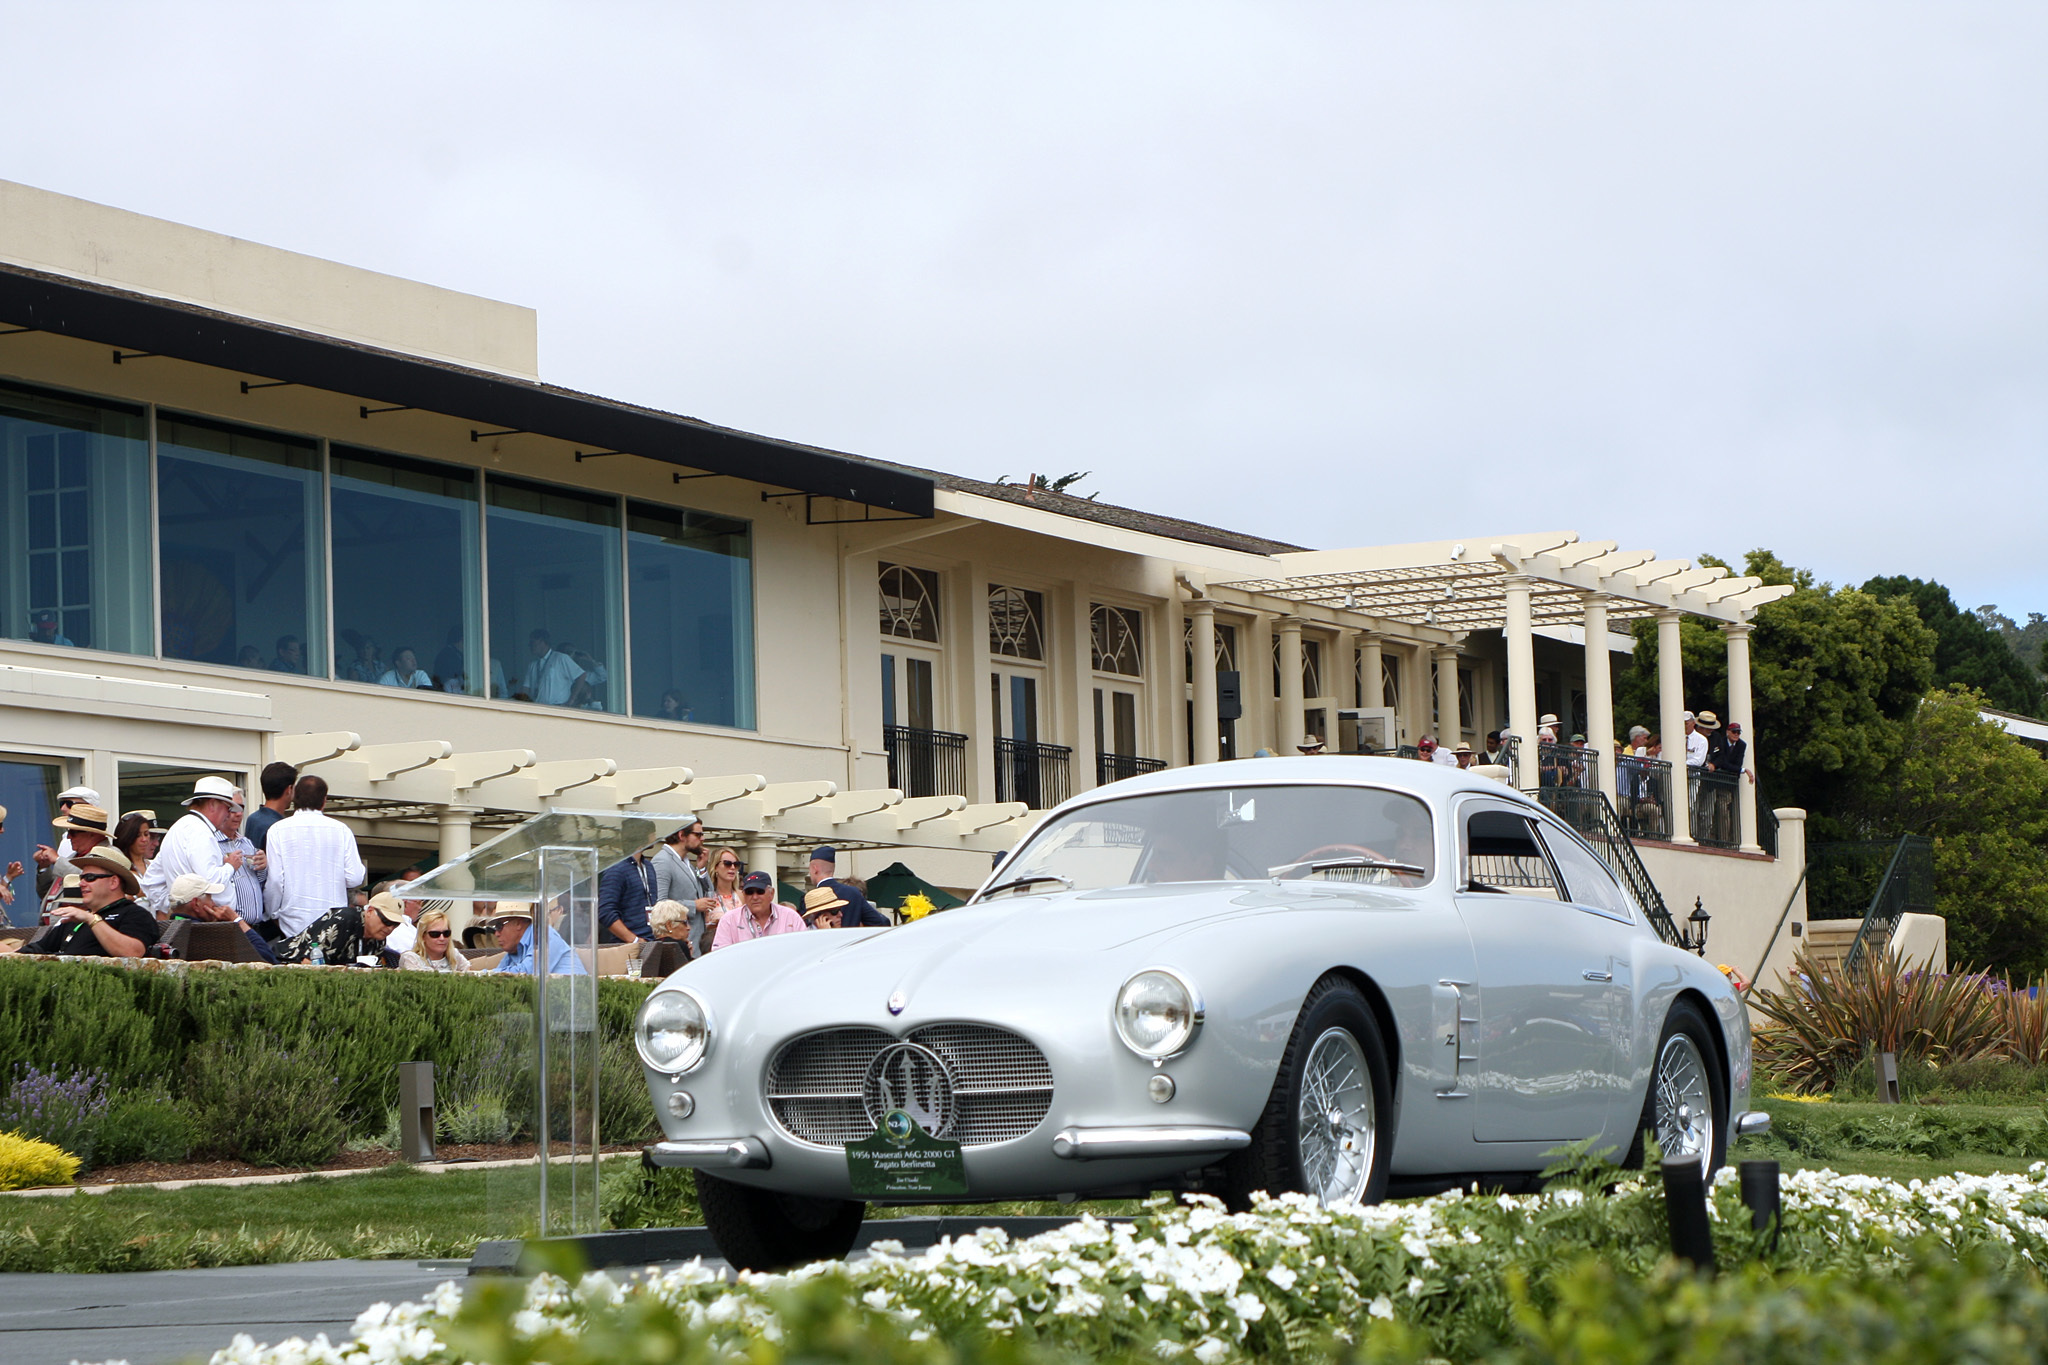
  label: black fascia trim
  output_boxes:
[0,264,934,518]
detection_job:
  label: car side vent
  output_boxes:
[766,1023,1054,1149]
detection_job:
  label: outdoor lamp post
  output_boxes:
[1680,896,1712,956]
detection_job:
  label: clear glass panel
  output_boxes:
[330,446,481,694]
[485,475,622,711]
[118,761,242,833]
[0,380,152,655]
[0,759,61,927]
[625,501,753,728]
[157,412,325,675]
[398,808,697,901]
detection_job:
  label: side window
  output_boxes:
[1462,809,1562,900]
[1537,825,1638,920]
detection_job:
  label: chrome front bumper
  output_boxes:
[1051,1125,1252,1160]
[643,1137,773,1170]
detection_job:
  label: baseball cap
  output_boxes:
[167,872,228,908]
[741,870,774,892]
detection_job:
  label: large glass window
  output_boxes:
[486,475,622,712]
[0,759,60,927]
[156,413,325,674]
[0,381,152,655]
[626,501,753,728]
[330,446,481,694]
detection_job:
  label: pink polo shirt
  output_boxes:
[710,901,807,950]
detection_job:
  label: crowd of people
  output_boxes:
[0,762,901,972]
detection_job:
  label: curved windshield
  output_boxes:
[983,785,1436,897]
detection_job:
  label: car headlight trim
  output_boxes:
[636,986,712,1075]
[1114,967,1204,1059]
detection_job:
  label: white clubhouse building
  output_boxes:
[0,180,1886,987]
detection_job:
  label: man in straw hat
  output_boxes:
[32,784,102,898]
[141,776,245,917]
[801,885,848,930]
[37,847,158,958]
[41,799,114,920]
[479,902,587,976]
[278,889,406,967]
[1296,734,1327,755]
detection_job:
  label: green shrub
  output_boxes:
[0,959,654,1147]
[95,1091,195,1166]
[0,1132,80,1190]
[186,1040,348,1168]
[599,1164,700,1230]
[1751,949,2006,1091]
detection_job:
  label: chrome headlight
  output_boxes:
[636,987,711,1074]
[1114,968,1203,1059]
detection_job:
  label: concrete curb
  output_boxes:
[4,1150,642,1199]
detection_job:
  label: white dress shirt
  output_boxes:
[522,649,583,705]
[1685,730,1710,770]
[262,808,367,935]
[141,810,237,915]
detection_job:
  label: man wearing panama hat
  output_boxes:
[141,776,244,917]
[37,847,158,958]
[40,801,112,921]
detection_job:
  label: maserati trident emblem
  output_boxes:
[862,1041,957,1138]
[887,989,907,1015]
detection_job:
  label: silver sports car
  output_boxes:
[638,757,1764,1269]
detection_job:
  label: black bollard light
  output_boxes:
[1661,1155,1717,1273]
[399,1060,437,1163]
[1739,1160,1781,1253]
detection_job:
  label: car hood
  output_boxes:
[692,880,1424,1033]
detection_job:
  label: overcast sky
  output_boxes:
[5,4,2044,614]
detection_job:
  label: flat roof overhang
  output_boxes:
[0,262,934,517]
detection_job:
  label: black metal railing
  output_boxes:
[1536,742,1600,793]
[1496,735,1522,781]
[1097,753,1168,785]
[1843,835,1935,975]
[1614,754,1674,841]
[1757,802,1779,858]
[1694,770,1742,848]
[1535,787,1683,948]
[884,725,969,799]
[995,738,1073,810]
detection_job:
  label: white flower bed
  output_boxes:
[199,1165,2048,1365]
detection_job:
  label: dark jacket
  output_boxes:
[599,855,659,940]
[822,876,888,928]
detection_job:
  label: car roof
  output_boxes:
[1049,755,1543,818]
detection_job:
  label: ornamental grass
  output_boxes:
[1749,949,2007,1093]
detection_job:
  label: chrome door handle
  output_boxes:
[1582,969,1613,983]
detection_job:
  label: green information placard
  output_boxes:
[846,1110,968,1198]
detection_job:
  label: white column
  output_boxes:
[1331,626,1358,749]
[437,806,476,867]
[1433,646,1463,751]
[964,566,997,805]
[1656,609,1694,845]
[746,837,780,892]
[1582,597,1617,805]
[1277,618,1306,753]
[1360,633,1385,709]
[1189,600,1220,765]
[1503,574,1539,791]
[1724,621,1760,852]
[1067,587,1098,794]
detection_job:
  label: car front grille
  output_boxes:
[766,1023,1055,1149]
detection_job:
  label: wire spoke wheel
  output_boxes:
[1654,1032,1714,1175]
[1295,1026,1377,1205]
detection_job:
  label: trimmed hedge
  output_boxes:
[0,959,655,1146]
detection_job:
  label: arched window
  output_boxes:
[879,564,941,642]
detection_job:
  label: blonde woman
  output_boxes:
[705,846,744,937]
[398,907,473,973]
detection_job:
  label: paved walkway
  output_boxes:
[0,1259,474,1365]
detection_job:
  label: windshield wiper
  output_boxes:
[979,872,1074,899]
[1268,856,1428,880]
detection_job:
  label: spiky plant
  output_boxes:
[1750,949,2006,1093]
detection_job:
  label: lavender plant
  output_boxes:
[0,1064,111,1167]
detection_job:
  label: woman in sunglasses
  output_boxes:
[703,846,746,954]
[397,907,474,973]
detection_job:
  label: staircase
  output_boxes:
[1802,920,1864,975]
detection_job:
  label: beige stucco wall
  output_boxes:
[0,180,539,378]
[1635,809,1808,1015]
[1891,912,1948,974]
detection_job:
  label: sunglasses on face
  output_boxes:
[424,930,451,939]
[717,859,738,868]
[742,887,769,895]
[77,872,116,884]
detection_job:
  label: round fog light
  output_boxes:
[667,1091,695,1119]
[1147,1073,1176,1104]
